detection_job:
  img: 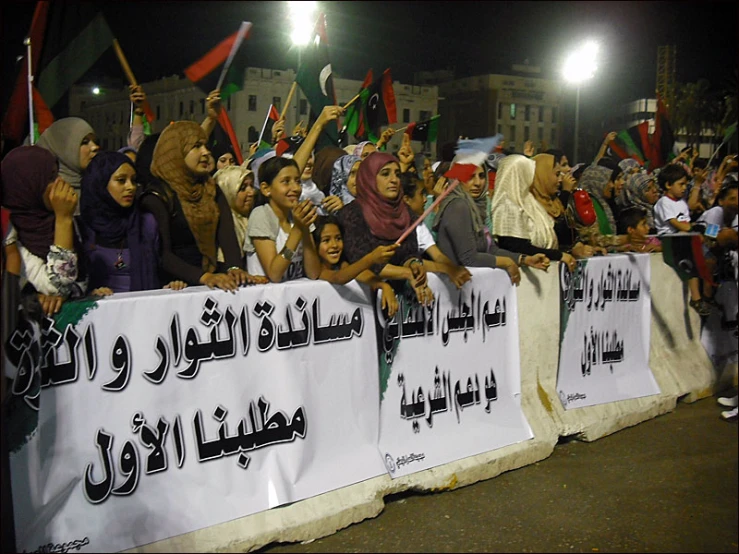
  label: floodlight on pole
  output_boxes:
[563,41,599,163]
[289,1,317,46]
[92,87,100,95]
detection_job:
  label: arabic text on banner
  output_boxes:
[4,281,385,553]
[556,253,660,409]
[375,268,534,479]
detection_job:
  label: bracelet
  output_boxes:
[279,246,295,261]
[409,258,422,267]
[519,254,527,265]
[227,266,241,272]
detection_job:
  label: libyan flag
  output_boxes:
[342,69,374,142]
[406,115,440,143]
[296,13,339,147]
[258,104,281,149]
[2,2,114,146]
[660,233,714,285]
[364,68,397,143]
[184,22,252,165]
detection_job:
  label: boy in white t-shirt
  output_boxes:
[654,164,710,316]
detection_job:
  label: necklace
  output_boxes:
[114,241,127,270]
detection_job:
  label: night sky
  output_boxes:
[2,1,737,136]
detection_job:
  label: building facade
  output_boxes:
[434,65,564,155]
[69,68,439,158]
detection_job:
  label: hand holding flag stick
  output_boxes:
[395,179,460,245]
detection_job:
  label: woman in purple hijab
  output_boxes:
[79,151,168,294]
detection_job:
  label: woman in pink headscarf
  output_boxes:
[337,151,433,304]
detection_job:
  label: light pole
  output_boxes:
[563,41,598,164]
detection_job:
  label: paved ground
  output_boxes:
[260,396,738,553]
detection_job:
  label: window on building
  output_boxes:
[179,102,184,117]
[299,99,308,115]
[538,127,543,142]
[248,95,257,111]
[552,107,557,124]
[190,100,194,114]
[272,96,281,112]
[156,105,161,120]
[498,103,502,120]
[419,110,431,122]
[524,126,530,141]
[525,105,530,121]
[538,107,543,123]
[498,124,502,135]
[551,129,556,145]
[403,108,410,123]
[200,99,205,114]
[510,125,516,143]
[248,126,259,143]
[510,103,516,119]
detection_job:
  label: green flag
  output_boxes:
[295,13,339,146]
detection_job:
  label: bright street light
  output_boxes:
[563,41,599,163]
[92,87,100,95]
[289,1,317,46]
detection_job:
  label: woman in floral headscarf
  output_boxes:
[621,172,660,233]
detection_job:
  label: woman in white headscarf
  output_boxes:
[214,166,257,261]
[491,154,576,271]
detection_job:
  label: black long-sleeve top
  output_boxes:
[140,182,242,285]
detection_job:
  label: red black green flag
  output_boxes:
[184,23,252,164]
[364,68,397,143]
[2,2,114,147]
[406,115,440,143]
[341,69,373,142]
[258,104,281,149]
[660,233,714,285]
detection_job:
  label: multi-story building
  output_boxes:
[69,68,439,158]
[433,64,564,155]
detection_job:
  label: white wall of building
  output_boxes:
[70,68,438,158]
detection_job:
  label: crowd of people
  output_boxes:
[1,85,738,418]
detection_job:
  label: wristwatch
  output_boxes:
[279,246,295,261]
[518,254,527,266]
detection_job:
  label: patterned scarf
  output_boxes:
[579,164,617,233]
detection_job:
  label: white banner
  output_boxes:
[5,281,385,553]
[375,268,533,479]
[557,254,660,409]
